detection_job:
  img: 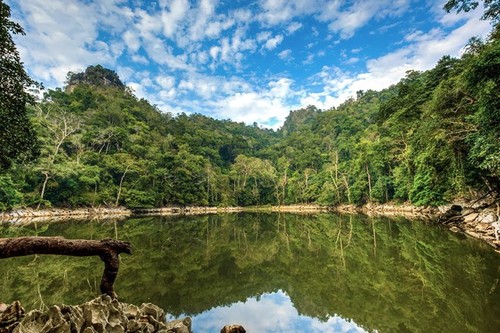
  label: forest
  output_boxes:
[0,3,499,211]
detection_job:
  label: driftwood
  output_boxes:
[0,237,131,298]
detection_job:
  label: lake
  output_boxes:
[1,213,499,332]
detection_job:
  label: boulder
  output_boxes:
[220,325,246,333]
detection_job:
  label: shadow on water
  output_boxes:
[1,213,499,332]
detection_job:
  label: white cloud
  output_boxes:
[11,0,125,86]
[211,78,297,128]
[257,0,323,25]
[160,0,190,38]
[156,75,176,89]
[287,21,303,34]
[131,54,149,64]
[188,0,217,41]
[326,1,381,39]
[123,30,141,52]
[278,49,293,60]
[264,34,283,50]
[344,57,359,65]
[301,8,491,110]
[257,31,271,43]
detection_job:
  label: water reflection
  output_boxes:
[175,290,369,333]
[1,213,499,332]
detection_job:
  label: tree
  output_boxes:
[0,0,40,169]
[444,0,500,24]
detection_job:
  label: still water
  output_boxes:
[1,213,499,332]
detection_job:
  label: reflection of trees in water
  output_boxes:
[1,213,499,332]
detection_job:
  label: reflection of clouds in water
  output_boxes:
[169,290,368,333]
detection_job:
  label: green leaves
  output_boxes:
[0,1,40,169]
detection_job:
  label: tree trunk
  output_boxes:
[37,171,51,210]
[115,165,130,206]
[365,163,372,202]
[0,237,131,298]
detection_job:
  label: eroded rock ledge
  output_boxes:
[0,295,192,333]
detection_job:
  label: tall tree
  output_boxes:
[0,0,39,169]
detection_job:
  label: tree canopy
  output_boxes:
[0,0,39,169]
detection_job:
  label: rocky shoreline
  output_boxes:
[0,296,247,333]
[1,201,499,251]
[0,295,192,333]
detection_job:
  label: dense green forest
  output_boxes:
[0,4,498,210]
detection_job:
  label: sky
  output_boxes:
[8,0,493,128]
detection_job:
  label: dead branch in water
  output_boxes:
[0,237,131,298]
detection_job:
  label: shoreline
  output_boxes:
[1,202,498,251]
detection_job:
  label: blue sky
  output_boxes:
[8,0,493,128]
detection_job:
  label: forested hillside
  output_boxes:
[0,29,498,210]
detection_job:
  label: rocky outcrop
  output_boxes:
[440,203,500,251]
[0,296,192,333]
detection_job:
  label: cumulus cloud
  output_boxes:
[210,78,297,128]
[263,34,283,50]
[300,8,491,110]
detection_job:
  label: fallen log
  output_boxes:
[0,237,131,298]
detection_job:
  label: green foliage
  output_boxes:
[0,174,22,210]
[0,0,39,169]
[1,30,499,209]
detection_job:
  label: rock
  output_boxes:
[463,213,479,223]
[220,325,246,333]
[0,301,24,333]
[165,322,189,333]
[164,318,191,333]
[126,320,155,332]
[139,304,164,323]
[477,213,496,223]
[6,296,191,333]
